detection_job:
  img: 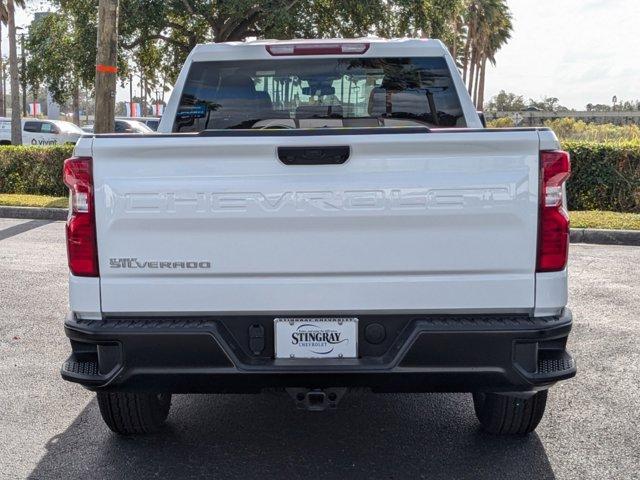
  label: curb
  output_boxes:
[570,228,640,246]
[0,206,68,221]
[1,206,640,246]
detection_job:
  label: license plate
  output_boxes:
[274,318,358,359]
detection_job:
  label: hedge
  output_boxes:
[564,141,640,213]
[0,145,73,197]
[0,142,639,213]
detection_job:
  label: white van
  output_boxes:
[0,118,84,146]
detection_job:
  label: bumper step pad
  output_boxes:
[538,351,575,376]
[63,359,99,376]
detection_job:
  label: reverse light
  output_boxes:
[537,150,571,272]
[63,156,99,277]
[266,43,370,56]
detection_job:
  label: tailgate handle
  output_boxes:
[278,146,350,165]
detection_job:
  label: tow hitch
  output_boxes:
[286,388,347,411]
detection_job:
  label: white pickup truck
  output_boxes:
[61,38,575,436]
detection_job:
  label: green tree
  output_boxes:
[485,90,525,112]
[25,13,83,124]
[35,0,491,117]
[26,2,132,124]
[586,103,611,112]
[374,0,465,49]
[528,96,569,112]
[55,0,470,88]
[613,100,640,112]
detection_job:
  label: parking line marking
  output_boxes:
[0,220,54,241]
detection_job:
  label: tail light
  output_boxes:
[537,150,571,272]
[266,43,369,56]
[63,156,99,276]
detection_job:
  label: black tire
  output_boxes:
[473,390,548,435]
[97,392,172,435]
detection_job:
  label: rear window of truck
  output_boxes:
[173,57,465,132]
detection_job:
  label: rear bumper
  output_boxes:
[61,310,576,394]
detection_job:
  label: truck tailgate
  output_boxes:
[92,130,540,314]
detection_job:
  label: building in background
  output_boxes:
[47,91,60,119]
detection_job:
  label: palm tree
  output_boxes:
[476,6,512,108]
[0,0,25,144]
[461,1,478,86]
[460,0,512,109]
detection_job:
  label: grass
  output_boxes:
[570,211,640,231]
[0,194,68,209]
[0,194,638,230]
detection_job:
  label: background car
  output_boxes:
[115,119,154,133]
[118,116,161,131]
[81,119,154,134]
[0,117,11,138]
[0,118,85,145]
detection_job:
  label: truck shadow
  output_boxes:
[29,392,555,480]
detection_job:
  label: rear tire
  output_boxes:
[473,390,548,435]
[97,392,171,435]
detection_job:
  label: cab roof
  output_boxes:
[189,38,448,62]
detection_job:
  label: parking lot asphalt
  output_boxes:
[0,218,638,480]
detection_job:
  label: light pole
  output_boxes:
[140,74,145,116]
[0,22,4,117]
[21,32,26,115]
[16,27,27,116]
[155,89,160,116]
[8,1,22,144]
[1,62,6,118]
[128,71,143,117]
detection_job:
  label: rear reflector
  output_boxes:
[266,43,369,56]
[537,151,571,272]
[63,156,99,277]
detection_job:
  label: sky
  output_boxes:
[484,0,640,109]
[3,0,640,109]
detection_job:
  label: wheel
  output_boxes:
[473,390,548,435]
[97,392,172,435]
